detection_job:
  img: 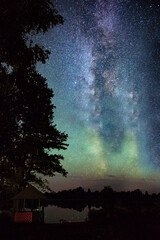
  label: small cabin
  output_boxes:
[12,184,46,223]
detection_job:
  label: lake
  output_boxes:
[44,205,101,223]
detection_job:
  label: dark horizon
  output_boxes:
[48,174,160,194]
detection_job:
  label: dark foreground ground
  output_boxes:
[1,217,160,240]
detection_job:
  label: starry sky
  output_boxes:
[35,0,160,192]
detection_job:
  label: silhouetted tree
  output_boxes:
[87,188,91,199]
[101,186,114,199]
[0,0,68,192]
[101,186,115,217]
[145,191,149,200]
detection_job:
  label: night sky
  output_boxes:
[35,0,160,192]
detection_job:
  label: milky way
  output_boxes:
[36,0,160,190]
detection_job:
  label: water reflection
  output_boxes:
[44,205,88,223]
[44,205,101,223]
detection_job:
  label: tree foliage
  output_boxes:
[0,0,68,192]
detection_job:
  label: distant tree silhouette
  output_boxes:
[101,186,115,217]
[145,191,149,200]
[0,0,68,192]
[101,186,114,199]
[87,188,91,199]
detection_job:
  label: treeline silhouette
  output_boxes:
[44,186,160,213]
[45,186,158,201]
[45,187,101,211]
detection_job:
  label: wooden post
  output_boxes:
[38,199,40,210]
[23,199,25,210]
[42,206,44,223]
[31,200,33,212]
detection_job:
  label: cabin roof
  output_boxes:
[12,184,46,200]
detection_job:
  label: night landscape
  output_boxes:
[1,0,160,239]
